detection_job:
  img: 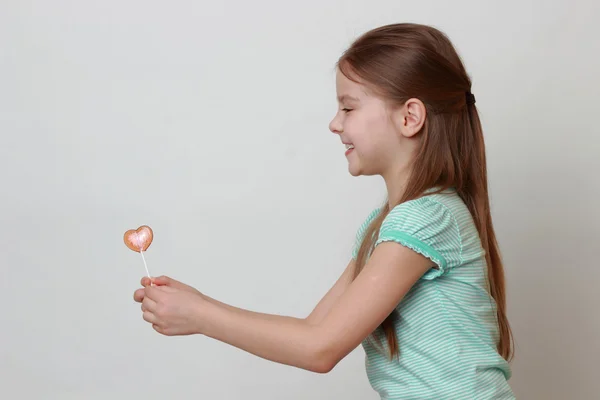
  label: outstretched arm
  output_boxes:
[141,242,432,373]
[139,258,354,327]
[137,275,304,323]
[202,260,356,325]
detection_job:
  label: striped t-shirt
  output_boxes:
[352,189,514,399]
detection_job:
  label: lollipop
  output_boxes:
[124,225,153,277]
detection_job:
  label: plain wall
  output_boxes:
[1,0,598,399]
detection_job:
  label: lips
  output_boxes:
[345,144,354,156]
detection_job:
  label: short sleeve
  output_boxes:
[351,207,381,260]
[375,198,462,280]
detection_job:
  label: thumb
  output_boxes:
[156,285,177,293]
[141,276,153,287]
[152,275,175,286]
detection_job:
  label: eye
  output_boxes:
[342,108,353,113]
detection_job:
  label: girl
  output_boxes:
[133,22,515,399]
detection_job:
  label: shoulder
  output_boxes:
[377,193,466,279]
[382,194,458,234]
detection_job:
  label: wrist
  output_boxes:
[194,294,217,336]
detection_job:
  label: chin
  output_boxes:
[348,160,377,177]
[347,156,377,177]
[348,164,368,177]
[347,163,360,176]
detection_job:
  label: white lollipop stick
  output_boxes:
[139,249,150,278]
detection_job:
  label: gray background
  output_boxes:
[1,0,598,399]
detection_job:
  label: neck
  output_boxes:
[382,166,410,209]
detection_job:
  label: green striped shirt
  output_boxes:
[352,189,514,399]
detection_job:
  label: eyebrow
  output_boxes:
[337,94,360,103]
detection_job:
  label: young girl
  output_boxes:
[133,22,515,399]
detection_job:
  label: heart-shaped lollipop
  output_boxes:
[124,225,154,277]
[124,225,153,252]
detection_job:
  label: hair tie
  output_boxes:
[466,91,476,105]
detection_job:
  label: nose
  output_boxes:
[329,113,343,135]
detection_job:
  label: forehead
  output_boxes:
[335,69,366,101]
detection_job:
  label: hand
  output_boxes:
[133,275,207,336]
[139,284,207,336]
[134,275,203,305]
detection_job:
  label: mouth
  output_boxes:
[344,143,354,155]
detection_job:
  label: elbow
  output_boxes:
[308,345,340,374]
[302,324,345,373]
[312,359,337,374]
[307,356,336,374]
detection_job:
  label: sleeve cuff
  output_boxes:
[375,231,448,280]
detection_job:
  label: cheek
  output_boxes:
[361,117,395,148]
[347,111,396,153]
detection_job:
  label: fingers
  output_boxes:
[142,296,157,313]
[145,284,178,301]
[152,275,175,287]
[135,282,163,329]
[144,285,162,301]
[135,278,178,334]
[141,276,161,287]
[143,310,158,325]
[155,285,177,293]
[136,277,165,305]
[133,288,145,303]
[141,276,152,287]
[141,275,176,289]
[153,275,171,283]
[152,324,165,335]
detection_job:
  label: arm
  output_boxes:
[138,261,356,347]
[305,259,356,324]
[203,294,304,323]
[197,243,432,373]
[144,275,305,324]
[196,259,355,325]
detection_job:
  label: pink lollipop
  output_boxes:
[124,225,153,277]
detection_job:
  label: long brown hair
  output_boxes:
[339,23,514,362]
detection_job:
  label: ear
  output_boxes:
[396,98,426,138]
